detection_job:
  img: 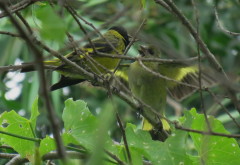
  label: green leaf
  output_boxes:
[39,136,56,157]
[62,99,122,164]
[30,97,40,130]
[0,111,36,162]
[62,132,79,146]
[62,98,98,150]
[39,133,83,157]
[36,5,66,43]
[185,108,240,165]
[125,123,194,165]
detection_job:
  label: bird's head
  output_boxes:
[139,45,160,58]
[109,26,130,47]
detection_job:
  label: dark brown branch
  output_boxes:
[0,2,66,160]
[0,64,55,73]
[0,0,38,18]
[15,11,33,34]
[0,55,199,74]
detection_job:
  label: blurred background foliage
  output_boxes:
[0,0,240,141]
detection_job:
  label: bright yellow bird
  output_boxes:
[128,45,215,141]
[22,26,129,91]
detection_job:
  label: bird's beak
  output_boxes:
[128,35,140,42]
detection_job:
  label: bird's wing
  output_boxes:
[83,37,119,53]
[166,65,216,101]
[59,36,120,64]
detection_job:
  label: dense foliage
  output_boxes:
[0,0,239,164]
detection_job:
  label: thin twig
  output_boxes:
[214,7,240,36]
[154,0,172,12]
[65,5,97,53]
[116,113,132,164]
[112,18,146,74]
[15,11,33,34]
[70,11,121,55]
[106,81,132,164]
[175,123,240,138]
[0,56,199,73]
[0,31,21,37]
[93,52,199,63]
[105,150,127,165]
[0,153,16,159]
[4,151,86,165]
[65,5,104,76]
[206,89,240,129]
[156,0,227,78]
[51,6,130,55]
[154,0,240,115]
[0,130,40,142]
[191,0,212,132]
[0,145,13,150]
[138,59,199,89]
[0,0,37,18]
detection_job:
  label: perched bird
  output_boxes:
[22,26,129,91]
[128,45,215,141]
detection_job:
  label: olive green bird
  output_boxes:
[22,26,129,91]
[128,46,215,141]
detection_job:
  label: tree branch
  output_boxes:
[0,1,66,160]
[0,0,39,18]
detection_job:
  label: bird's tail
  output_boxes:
[142,118,170,131]
[142,118,171,141]
[50,76,84,91]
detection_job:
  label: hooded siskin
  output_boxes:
[22,26,129,91]
[128,45,215,141]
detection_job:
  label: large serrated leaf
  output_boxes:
[62,98,98,150]
[0,111,36,162]
[125,123,194,165]
[185,108,240,165]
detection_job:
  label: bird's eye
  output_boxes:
[139,50,145,57]
[148,48,154,55]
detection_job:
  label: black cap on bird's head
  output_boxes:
[109,26,130,47]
